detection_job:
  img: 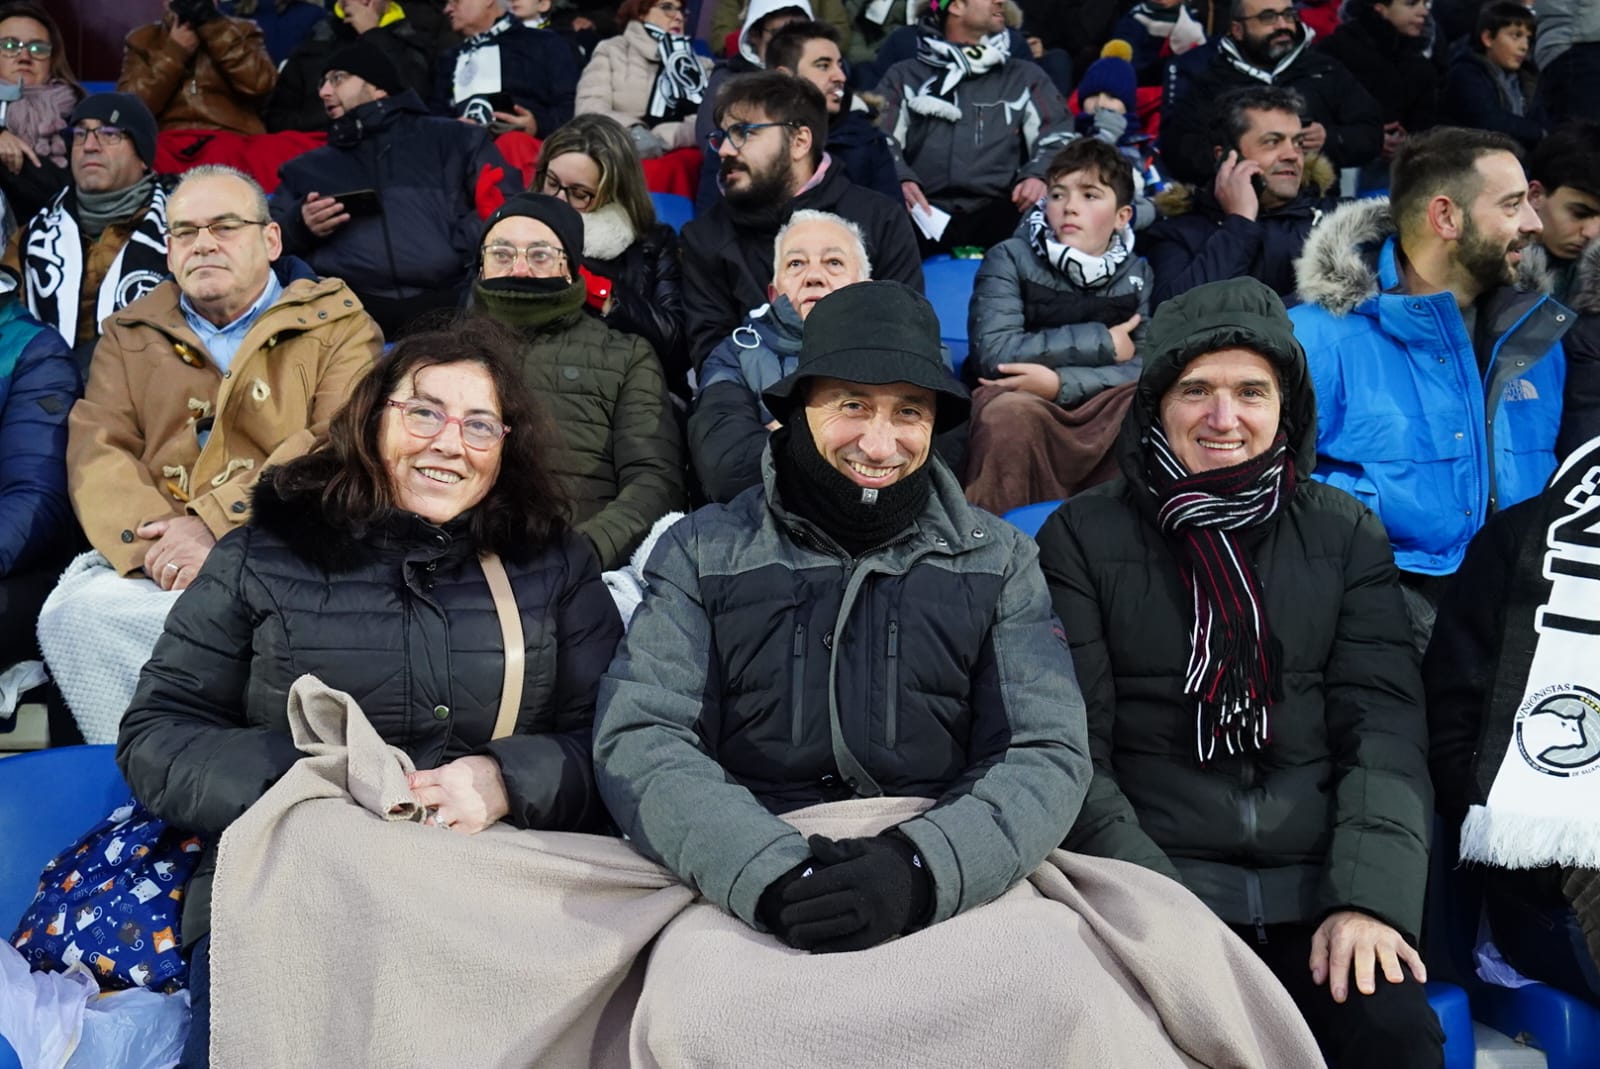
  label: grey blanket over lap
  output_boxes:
[209,675,1322,1069]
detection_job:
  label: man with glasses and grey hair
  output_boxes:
[681,71,922,369]
[689,208,873,501]
[1158,0,1383,186]
[35,163,379,744]
[4,93,171,367]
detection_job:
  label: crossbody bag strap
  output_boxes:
[479,552,525,740]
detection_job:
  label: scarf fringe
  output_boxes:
[1460,804,1600,870]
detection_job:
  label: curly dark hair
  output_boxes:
[269,317,571,556]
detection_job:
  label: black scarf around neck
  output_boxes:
[1146,423,1294,761]
[773,417,930,558]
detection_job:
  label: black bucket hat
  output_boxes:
[762,281,970,432]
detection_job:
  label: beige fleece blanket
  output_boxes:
[209,676,1322,1069]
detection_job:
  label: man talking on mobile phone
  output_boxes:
[268,42,522,339]
[1142,85,1341,302]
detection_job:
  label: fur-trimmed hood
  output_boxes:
[249,459,478,575]
[1516,238,1600,315]
[1292,196,1394,315]
[1152,152,1337,219]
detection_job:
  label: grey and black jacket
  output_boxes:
[1035,280,1432,940]
[967,234,1152,407]
[594,454,1091,929]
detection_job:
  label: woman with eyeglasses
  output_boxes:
[573,0,711,157]
[0,2,82,221]
[472,192,687,569]
[534,114,690,398]
[118,317,625,1068]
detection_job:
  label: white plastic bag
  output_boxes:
[0,941,93,1069]
[65,987,190,1069]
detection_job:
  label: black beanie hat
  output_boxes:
[763,281,970,432]
[68,93,157,168]
[323,41,406,96]
[482,193,585,267]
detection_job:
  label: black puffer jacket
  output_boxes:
[1316,7,1440,133]
[1035,280,1432,939]
[681,160,924,366]
[116,472,624,945]
[270,91,521,303]
[581,212,691,400]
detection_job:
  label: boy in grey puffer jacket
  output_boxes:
[963,139,1152,514]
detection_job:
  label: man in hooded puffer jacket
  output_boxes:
[1037,277,1441,1067]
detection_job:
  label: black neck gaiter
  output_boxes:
[773,415,931,558]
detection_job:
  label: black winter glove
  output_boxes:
[767,833,934,954]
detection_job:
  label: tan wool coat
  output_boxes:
[118,16,277,134]
[67,276,380,576]
[573,20,712,151]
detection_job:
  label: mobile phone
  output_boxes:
[1214,147,1268,197]
[333,189,382,217]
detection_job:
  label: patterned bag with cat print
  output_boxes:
[9,798,202,992]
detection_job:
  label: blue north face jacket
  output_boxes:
[1289,198,1573,576]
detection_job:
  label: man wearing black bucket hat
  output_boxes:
[594,280,1090,954]
[1037,277,1440,1066]
[6,92,169,365]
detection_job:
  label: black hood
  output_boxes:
[1115,277,1318,488]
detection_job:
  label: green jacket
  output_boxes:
[483,285,687,569]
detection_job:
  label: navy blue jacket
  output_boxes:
[0,296,80,577]
[434,17,577,135]
[1442,44,1544,152]
[827,101,901,203]
[271,91,520,303]
[1142,185,1339,303]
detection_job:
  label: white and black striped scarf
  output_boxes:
[23,183,169,347]
[642,22,708,122]
[1147,423,1293,761]
[907,32,1009,121]
[1024,202,1134,290]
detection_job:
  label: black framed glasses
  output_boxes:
[386,399,510,450]
[165,219,270,246]
[1234,6,1300,27]
[539,173,596,209]
[707,121,799,153]
[69,124,129,146]
[0,37,51,57]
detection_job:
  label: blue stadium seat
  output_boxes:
[922,255,980,379]
[1476,982,1600,1069]
[1001,500,1063,538]
[1426,982,1475,1069]
[80,81,117,97]
[651,192,695,233]
[0,746,129,935]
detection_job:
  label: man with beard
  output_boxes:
[1144,86,1341,302]
[680,71,922,367]
[1289,127,1572,646]
[767,21,900,202]
[1159,0,1383,187]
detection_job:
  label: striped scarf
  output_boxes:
[1147,423,1293,761]
[642,22,708,121]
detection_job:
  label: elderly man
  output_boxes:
[435,0,576,136]
[1291,127,1574,643]
[689,209,872,501]
[681,72,921,366]
[36,164,380,743]
[1037,277,1441,1067]
[596,280,1089,955]
[270,42,520,338]
[5,93,169,365]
